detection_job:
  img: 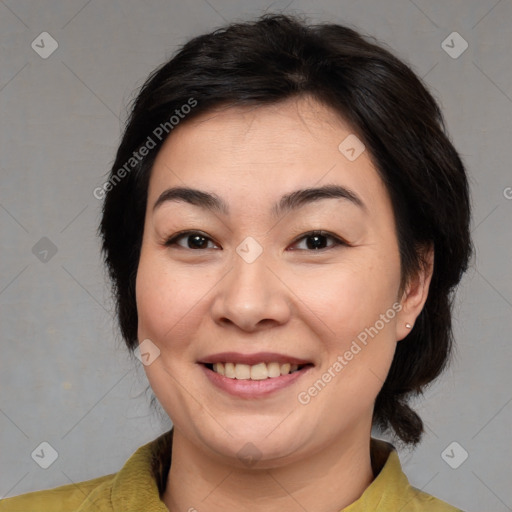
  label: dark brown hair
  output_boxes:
[99,14,472,445]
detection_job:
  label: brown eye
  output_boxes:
[290,231,347,251]
[165,231,219,250]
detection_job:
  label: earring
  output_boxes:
[405,323,412,329]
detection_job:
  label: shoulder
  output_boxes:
[349,439,465,512]
[400,485,464,511]
[0,430,173,512]
[0,473,116,512]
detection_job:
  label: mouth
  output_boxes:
[198,352,314,398]
[203,361,310,380]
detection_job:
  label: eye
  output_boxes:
[164,230,347,251]
[289,230,347,251]
[165,231,219,250]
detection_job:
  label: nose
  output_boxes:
[210,249,291,332]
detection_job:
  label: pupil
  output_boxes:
[307,235,326,250]
[189,235,207,249]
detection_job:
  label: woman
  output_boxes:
[1,13,471,512]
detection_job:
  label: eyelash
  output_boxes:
[164,230,348,252]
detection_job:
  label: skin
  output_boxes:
[135,96,433,512]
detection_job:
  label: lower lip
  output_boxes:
[201,364,312,398]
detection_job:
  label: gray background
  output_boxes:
[1,1,511,510]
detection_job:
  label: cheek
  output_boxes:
[294,263,400,418]
[136,253,197,343]
[291,253,401,407]
[291,255,400,339]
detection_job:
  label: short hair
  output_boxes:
[99,14,472,446]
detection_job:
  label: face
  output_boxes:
[136,96,420,467]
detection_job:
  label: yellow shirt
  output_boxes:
[0,430,463,511]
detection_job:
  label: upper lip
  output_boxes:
[198,352,312,366]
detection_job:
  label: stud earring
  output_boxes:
[405,323,412,329]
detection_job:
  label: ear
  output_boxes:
[396,245,434,342]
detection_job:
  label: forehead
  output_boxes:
[148,97,388,213]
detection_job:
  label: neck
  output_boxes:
[163,427,374,512]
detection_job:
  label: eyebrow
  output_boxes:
[153,184,365,217]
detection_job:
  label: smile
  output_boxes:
[206,362,306,380]
[198,352,314,397]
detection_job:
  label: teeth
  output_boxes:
[267,362,281,378]
[224,362,236,379]
[250,362,268,380]
[280,363,290,375]
[210,361,304,380]
[235,364,251,380]
[212,362,225,376]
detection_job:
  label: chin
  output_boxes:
[182,414,314,468]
